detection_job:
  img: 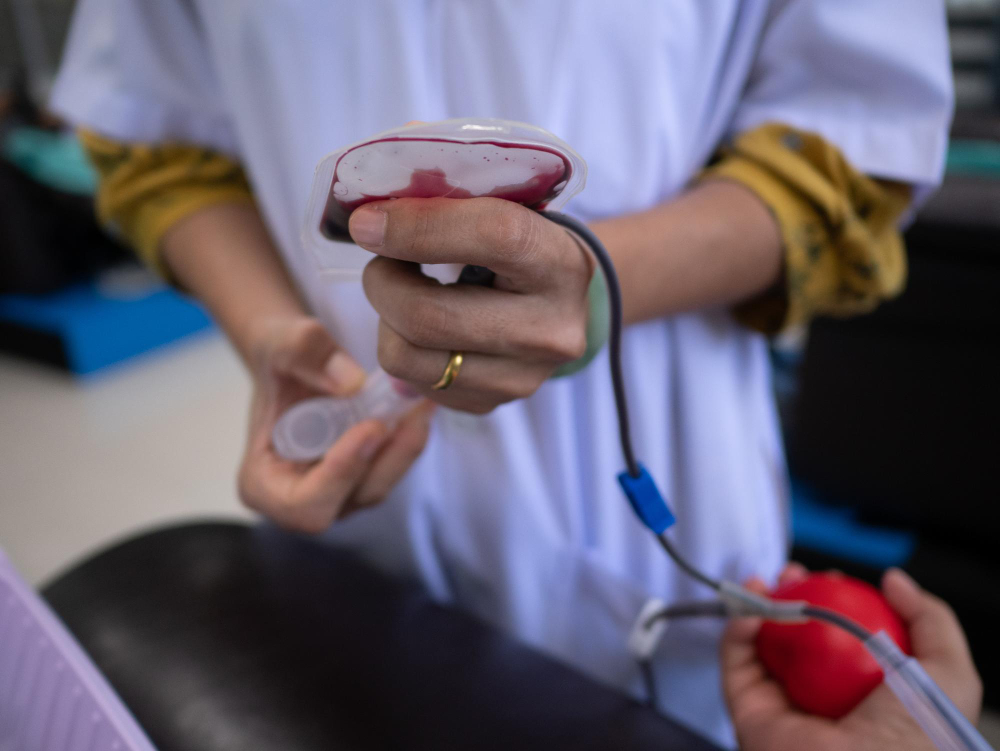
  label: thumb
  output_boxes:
[319,350,367,397]
[276,320,366,398]
[882,568,968,664]
[881,567,928,624]
[882,568,983,722]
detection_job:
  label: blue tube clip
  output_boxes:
[618,464,676,534]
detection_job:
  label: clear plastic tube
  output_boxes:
[864,632,994,751]
[271,369,422,462]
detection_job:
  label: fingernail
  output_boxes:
[350,206,386,248]
[325,351,365,392]
[359,433,386,461]
[389,377,420,398]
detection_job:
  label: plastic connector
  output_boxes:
[617,465,676,534]
[719,581,808,621]
[627,598,669,661]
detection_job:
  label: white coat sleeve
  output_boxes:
[49,0,239,156]
[732,0,954,202]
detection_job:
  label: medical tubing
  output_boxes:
[644,601,994,751]
[637,601,727,708]
[658,534,722,591]
[802,609,995,751]
[865,632,993,751]
[538,211,639,478]
[539,211,722,591]
[537,210,993,751]
[644,601,728,628]
[801,604,873,642]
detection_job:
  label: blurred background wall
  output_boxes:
[1,0,251,591]
[1,0,73,99]
[775,0,1000,713]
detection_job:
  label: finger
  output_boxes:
[349,197,582,288]
[720,616,794,721]
[720,616,763,676]
[778,562,809,587]
[272,319,366,397]
[880,567,925,622]
[364,258,586,360]
[377,320,557,397]
[882,568,983,721]
[246,388,278,454]
[722,578,789,709]
[882,568,971,665]
[297,419,389,501]
[411,366,553,414]
[242,419,389,533]
[347,402,435,510]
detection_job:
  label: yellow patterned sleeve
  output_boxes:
[78,129,255,279]
[700,123,913,334]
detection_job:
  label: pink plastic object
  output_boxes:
[302,118,587,277]
[0,548,157,751]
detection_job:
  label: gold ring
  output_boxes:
[432,352,464,391]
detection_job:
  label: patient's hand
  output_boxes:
[721,565,982,751]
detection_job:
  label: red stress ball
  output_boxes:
[755,572,912,719]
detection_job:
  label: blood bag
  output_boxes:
[302,118,586,277]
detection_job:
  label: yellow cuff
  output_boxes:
[701,123,912,334]
[79,129,255,279]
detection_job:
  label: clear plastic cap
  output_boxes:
[272,369,422,462]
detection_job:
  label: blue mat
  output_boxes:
[0,279,214,376]
[790,481,917,569]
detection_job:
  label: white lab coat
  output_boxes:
[51,1,952,745]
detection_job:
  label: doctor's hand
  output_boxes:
[351,197,594,414]
[236,315,434,533]
[721,565,983,751]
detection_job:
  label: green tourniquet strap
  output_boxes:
[552,269,611,378]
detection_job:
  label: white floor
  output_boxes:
[0,332,252,586]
